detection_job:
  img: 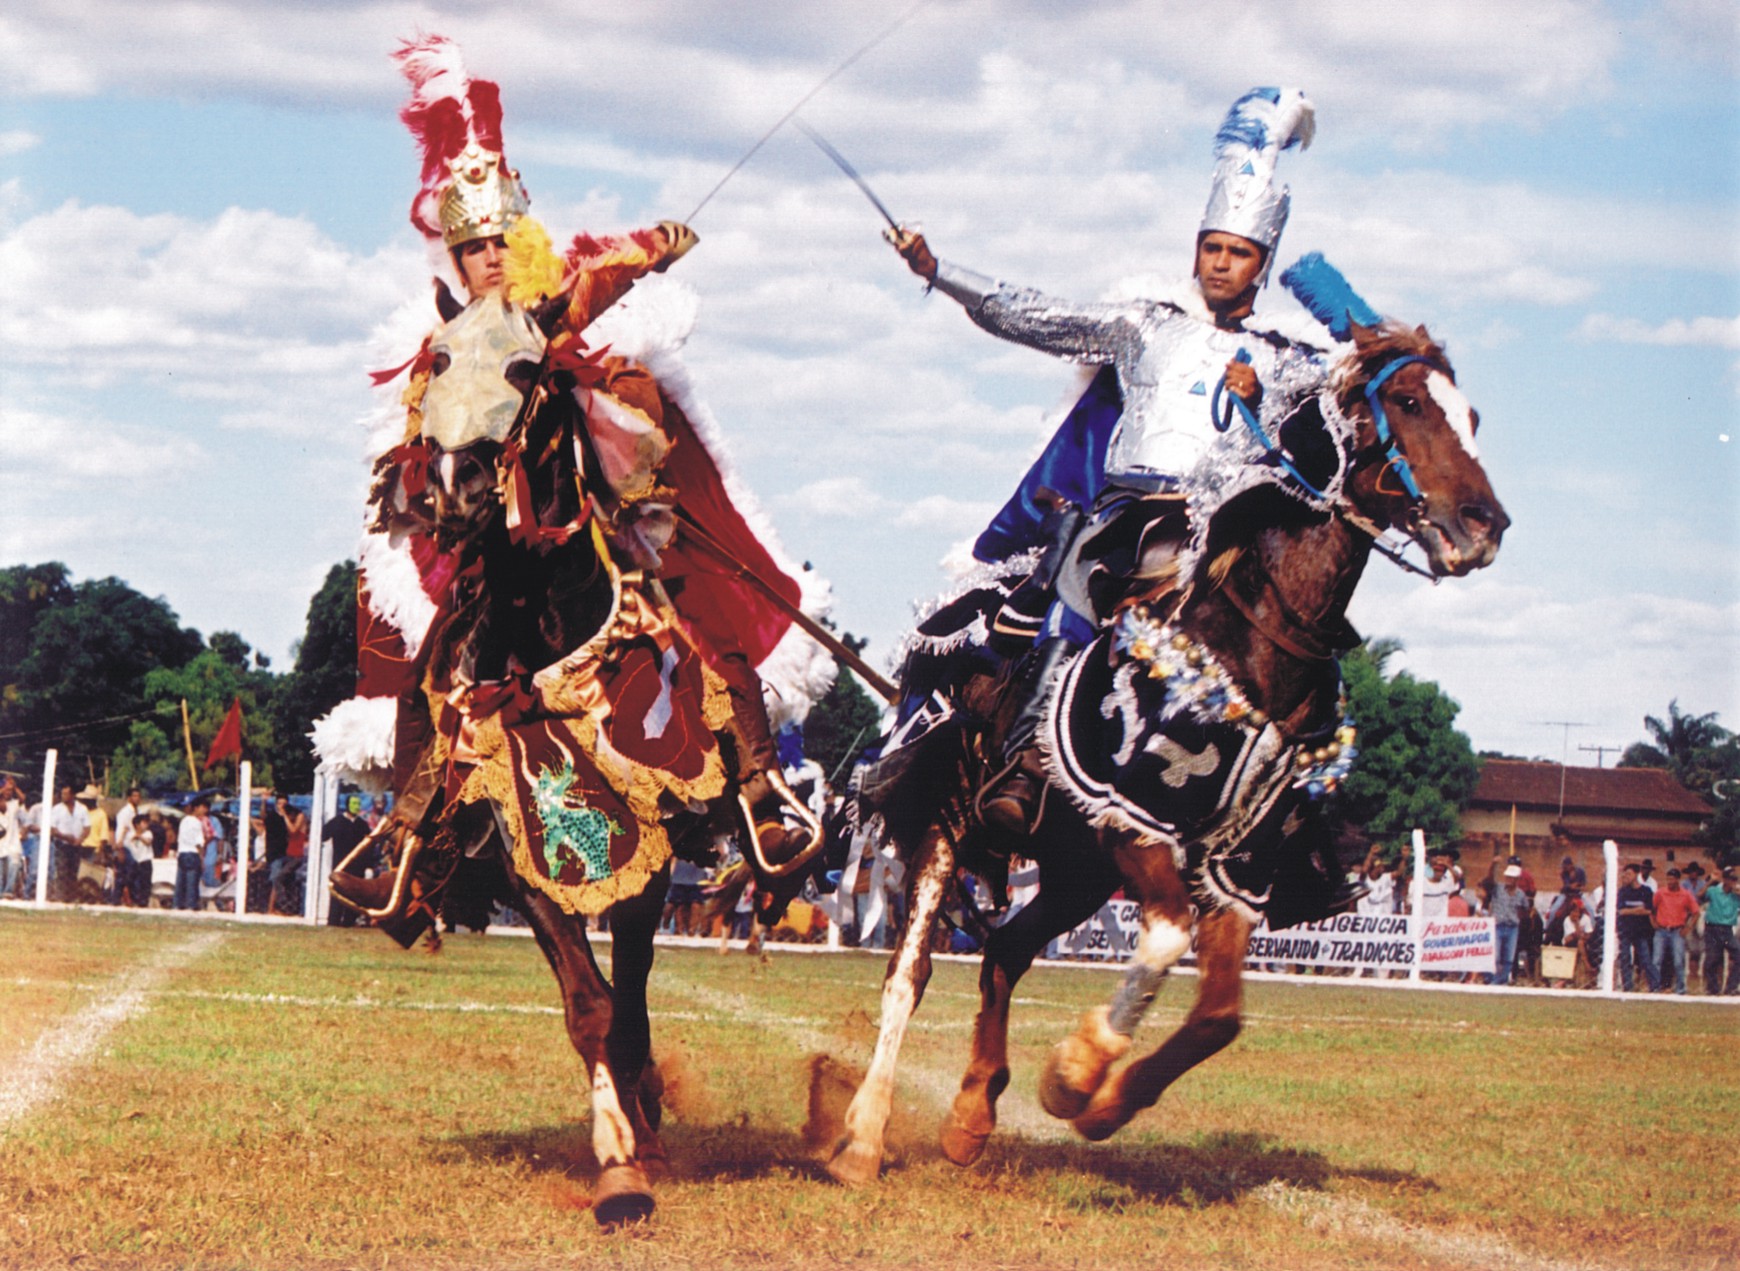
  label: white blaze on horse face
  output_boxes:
[1425,371,1480,460]
[591,1060,636,1168]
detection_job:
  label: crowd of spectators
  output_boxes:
[5,770,1736,996]
[1346,838,1738,994]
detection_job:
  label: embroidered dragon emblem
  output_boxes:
[532,760,622,882]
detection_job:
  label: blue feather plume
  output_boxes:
[1280,252,1380,341]
[1213,87,1301,159]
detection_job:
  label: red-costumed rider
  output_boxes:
[314,36,834,934]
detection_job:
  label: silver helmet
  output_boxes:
[1199,87,1315,285]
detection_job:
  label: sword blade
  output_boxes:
[794,119,900,231]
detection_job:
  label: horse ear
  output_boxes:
[1348,318,1379,348]
[434,277,464,323]
[1414,323,1431,344]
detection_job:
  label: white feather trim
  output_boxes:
[357,530,437,658]
[310,696,398,792]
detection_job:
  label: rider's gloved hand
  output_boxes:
[653,221,699,270]
[884,226,938,282]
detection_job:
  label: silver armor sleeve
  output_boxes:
[932,260,1144,366]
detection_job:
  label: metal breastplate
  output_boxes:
[1105,317,1272,482]
[421,298,548,450]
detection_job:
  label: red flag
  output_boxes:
[204,697,244,769]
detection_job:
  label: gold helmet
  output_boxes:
[438,143,530,248]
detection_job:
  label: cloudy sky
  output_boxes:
[2,0,1735,762]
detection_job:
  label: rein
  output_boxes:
[1210,350,1441,582]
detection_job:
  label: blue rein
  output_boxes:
[1212,350,1433,504]
[1211,349,1334,500]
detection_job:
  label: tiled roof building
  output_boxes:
[1460,759,1713,887]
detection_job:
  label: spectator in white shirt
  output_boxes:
[175,798,210,911]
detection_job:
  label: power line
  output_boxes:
[0,708,163,744]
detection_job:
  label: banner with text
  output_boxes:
[1046,904,1496,975]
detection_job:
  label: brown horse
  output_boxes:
[825,319,1507,1184]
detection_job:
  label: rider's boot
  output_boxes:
[712,649,824,889]
[978,636,1076,836]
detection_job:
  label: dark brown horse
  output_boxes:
[825,319,1507,1184]
[343,329,815,1226]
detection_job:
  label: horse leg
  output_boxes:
[1038,837,1193,1120]
[1072,905,1251,1142]
[826,828,955,1186]
[603,873,668,1177]
[515,879,656,1227]
[941,850,1120,1165]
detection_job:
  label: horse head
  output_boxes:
[419,296,547,540]
[1335,323,1508,576]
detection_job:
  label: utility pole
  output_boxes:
[1538,721,1589,820]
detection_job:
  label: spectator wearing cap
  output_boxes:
[323,795,373,928]
[1637,858,1658,893]
[1700,866,1740,996]
[1486,854,1530,986]
[1651,868,1699,994]
[1614,863,1659,992]
[1559,854,1587,891]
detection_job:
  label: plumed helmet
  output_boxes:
[1199,87,1315,284]
[394,34,530,247]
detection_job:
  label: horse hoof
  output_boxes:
[592,1164,655,1228]
[938,1111,991,1167]
[825,1136,882,1187]
[1038,1008,1127,1120]
[1038,1057,1093,1121]
[1071,1083,1134,1143]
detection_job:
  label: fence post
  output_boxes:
[1599,838,1618,994]
[236,761,252,917]
[34,749,56,905]
[1408,828,1426,982]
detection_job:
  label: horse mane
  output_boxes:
[1331,321,1452,415]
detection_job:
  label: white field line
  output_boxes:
[8,903,1730,1008]
[0,929,225,1134]
[1254,1181,1606,1271]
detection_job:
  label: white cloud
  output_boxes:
[0,130,40,157]
[1576,313,1740,349]
[1350,575,1740,760]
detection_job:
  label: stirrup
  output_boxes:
[329,820,424,921]
[737,768,825,880]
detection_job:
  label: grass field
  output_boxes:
[1,905,1734,1271]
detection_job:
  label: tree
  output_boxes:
[798,629,884,787]
[0,567,204,781]
[266,562,360,793]
[1334,638,1481,854]
[1620,701,1739,862]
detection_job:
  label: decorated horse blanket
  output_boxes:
[445,586,734,916]
[1040,605,1355,920]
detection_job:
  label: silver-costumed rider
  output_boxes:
[889,87,1331,835]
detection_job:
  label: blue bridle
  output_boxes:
[1361,354,1434,502]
